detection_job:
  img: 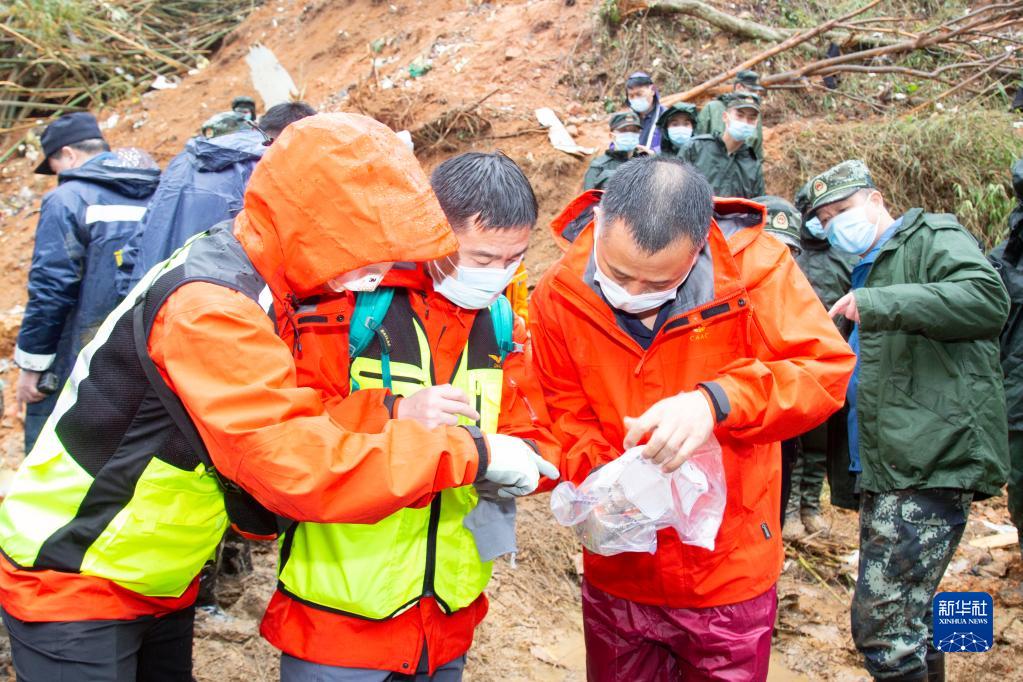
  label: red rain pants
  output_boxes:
[582,579,777,681]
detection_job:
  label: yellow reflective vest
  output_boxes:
[276,293,505,619]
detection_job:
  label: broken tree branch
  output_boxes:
[619,0,787,42]
[661,0,882,106]
[760,4,1023,86]
[904,51,1014,115]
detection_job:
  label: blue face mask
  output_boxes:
[629,97,651,114]
[727,120,757,142]
[614,132,640,152]
[667,126,693,146]
[826,205,880,255]
[805,216,826,239]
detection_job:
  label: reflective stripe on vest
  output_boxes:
[277,293,503,619]
[0,227,266,598]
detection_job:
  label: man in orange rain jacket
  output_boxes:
[0,114,550,681]
[529,156,855,681]
[260,151,561,680]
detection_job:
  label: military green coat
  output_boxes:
[855,209,1010,498]
[583,149,631,191]
[695,97,763,159]
[796,234,856,339]
[680,134,764,199]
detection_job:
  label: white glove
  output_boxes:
[482,434,560,498]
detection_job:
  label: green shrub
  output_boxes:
[766,110,1023,248]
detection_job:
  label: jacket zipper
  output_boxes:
[408,301,446,609]
[357,370,424,385]
[421,495,443,605]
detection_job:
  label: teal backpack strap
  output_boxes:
[348,288,396,391]
[488,295,519,362]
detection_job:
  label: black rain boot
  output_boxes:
[874,669,928,682]
[925,647,945,682]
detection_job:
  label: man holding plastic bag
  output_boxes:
[530,156,855,681]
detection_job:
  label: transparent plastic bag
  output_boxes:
[550,436,727,556]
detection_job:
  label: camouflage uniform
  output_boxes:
[756,195,830,526]
[852,489,971,679]
[583,111,642,191]
[807,161,1009,682]
[695,70,764,159]
[793,181,858,512]
[682,93,764,199]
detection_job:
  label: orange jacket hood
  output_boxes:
[549,190,768,257]
[234,113,459,300]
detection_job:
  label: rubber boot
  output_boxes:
[874,671,928,682]
[925,648,945,682]
[801,509,829,536]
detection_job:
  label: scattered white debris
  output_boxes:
[535,108,595,157]
[150,74,180,91]
[245,44,298,109]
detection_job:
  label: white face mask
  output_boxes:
[592,248,686,315]
[667,126,693,146]
[727,119,757,142]
[430,257,521,310]
[326,263,394,292]
[826,203,881,255]
[629,97,651,114]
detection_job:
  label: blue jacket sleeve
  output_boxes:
[15,192,86,371]
[116,218,145,297]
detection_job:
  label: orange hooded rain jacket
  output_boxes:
[529,191,855,609]
[0,114,492,622]
[260,262,560,673]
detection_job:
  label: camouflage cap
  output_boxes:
[722,92,761,113]
[658,102,698,127]
[200,111,248,138]
[232,96,257,119]
[609,111,642,131]
[807,160,875,214]
[736,69,764,91]
[754,195,802,250]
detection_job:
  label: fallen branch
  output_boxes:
[761,8,1022,86]
[661,0,882,106]
[619,0,787,42]
[795,552,847,605]
[904,51,1015,116]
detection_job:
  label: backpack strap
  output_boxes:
[349,288,396,391]
[488,294,519,362]
[349,288,396,358]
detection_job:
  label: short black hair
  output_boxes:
[67,138,110,155]
[600,156,712,253]
[430,152,538,231]
[258,101,316,138]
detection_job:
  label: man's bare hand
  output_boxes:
[396,384,480,429]
[622,391,714,473]
[828,292,860,323]
[15,369,45,410]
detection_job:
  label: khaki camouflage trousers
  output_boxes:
[851,488,972,679]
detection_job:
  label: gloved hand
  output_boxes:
[482,434,560,498]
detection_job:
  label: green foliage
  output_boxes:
[766,109,1023,249]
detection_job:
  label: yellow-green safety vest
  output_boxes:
[0,227,275,597]
[276,292,505,619]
